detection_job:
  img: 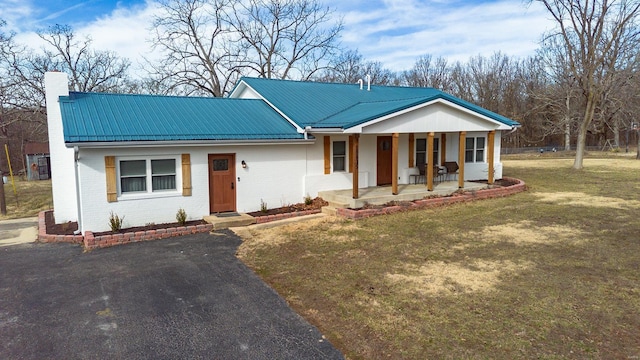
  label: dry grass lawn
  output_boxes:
[0,179,52,220]
[238,153,640,359]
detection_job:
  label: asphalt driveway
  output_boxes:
[0,231,343,359]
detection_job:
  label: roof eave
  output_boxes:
[343,98,517,133]
[65,138,316,149]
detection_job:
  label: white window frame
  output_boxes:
[465,137,486,163]
[117,155,182,200]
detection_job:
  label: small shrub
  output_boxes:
[108,211,124,232]
[176,208,187,226]
[260,199,268,213]
[304,194,313,206]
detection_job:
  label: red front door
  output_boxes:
[209,154,236,213]
[377,136,392,185]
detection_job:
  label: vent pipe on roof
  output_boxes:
[366,74,371,91]
[357,79,363,90]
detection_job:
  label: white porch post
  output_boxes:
[352,134,359,199]
[488,130,495,184]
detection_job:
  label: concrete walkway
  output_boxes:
[0,217,37,247]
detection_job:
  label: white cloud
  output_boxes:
[10,0,160,79]
[77,1,162,72]
[0,0,37,31]
[4,0,557,78]
[323,0,554,70]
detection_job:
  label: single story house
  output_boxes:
[45,72,520,233]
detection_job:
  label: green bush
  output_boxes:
[108,211,124,232]
[176,208,187,226]
[304,194,313,206]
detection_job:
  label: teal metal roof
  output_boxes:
[60,92,303,143]
[238,77,520,129]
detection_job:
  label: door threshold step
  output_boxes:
[203,213,255,230]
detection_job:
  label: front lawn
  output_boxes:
[0,179,52,220]
[237,154,640,359]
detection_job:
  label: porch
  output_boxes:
[319,180,487,209]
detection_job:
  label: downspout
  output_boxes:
[304,126,311,140]
[73,146,83,235]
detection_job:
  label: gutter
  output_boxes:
[65,138,316,149]
[73,146,83,235]
[303,127,346,135]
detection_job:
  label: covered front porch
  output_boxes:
[343,130,497,200]
[319,180,487,209]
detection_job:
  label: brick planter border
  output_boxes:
[252,209,322,224]
[37,211,84,245]
[38,210,213,250]
[37,177,524,248]
[336,177,526,220]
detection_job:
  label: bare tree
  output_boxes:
[318,50,364,83]
[536,0,640,168]
[148,0,238,97]
[403,54,451,90]
[316,49,397,85]
[227,0,342,80]
[38,24,133,93]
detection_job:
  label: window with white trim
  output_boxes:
[119,158,177,194]
[416,137,439,165]
[333,141,346,172]
[465,137,485,163]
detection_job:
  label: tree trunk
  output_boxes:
[564,121,571,151]
[637,130,640,160]
[564,94,571,151]
[573,95,597,170]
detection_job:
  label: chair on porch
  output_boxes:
[443,161,459,181]
[408,167,421,185]
[434,164,446,183]
[413,163,426,184]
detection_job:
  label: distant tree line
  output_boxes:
[1,0,639,173]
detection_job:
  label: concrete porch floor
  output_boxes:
[319,181,487,209]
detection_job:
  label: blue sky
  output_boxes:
[1,0,553,73]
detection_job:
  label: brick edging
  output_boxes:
[84,223,213,250]
[38,210,83,244]
[252,209,322,224]
[38,210,213,250]
[336,177,527,220]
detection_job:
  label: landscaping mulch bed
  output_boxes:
[246,197,328,217]
[93,220,207,237]
[44,210,206,236]
[45,211,78,235]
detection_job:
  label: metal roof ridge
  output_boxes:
[309,96,437,126]
[342,98,438,128]
[239,76,442,91]
[67,91,268,102]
